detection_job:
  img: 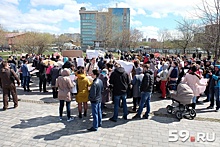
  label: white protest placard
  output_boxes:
[27,64,35,72]
[116,60,134,74]
[76,58,84,67]
[86,49,99,59]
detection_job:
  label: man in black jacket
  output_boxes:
[38,57,48,92]
[133,64,154,119]
[88,69,103,131]
[109,63,130,122]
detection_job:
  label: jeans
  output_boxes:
[192,96,197,104]
[59,100,71,119]
[23,76,30,90]
[137,92,152,118]
[214,87,220,110]
[112,94,128,120]
[91,102,102,129]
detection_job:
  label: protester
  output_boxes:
[21,59,31,92]
[129,66,144,113]
[50,62,60,98]
[109,63,130,122]
[85,57,98,76]
[182,65,207,109]
[38,57,48,92]
[132,64,154,119]
[0,61,20,110]
[88,69,103,131]
[75,66,92,118]
[56,68,74,122]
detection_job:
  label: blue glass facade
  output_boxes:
[80,12,97,48]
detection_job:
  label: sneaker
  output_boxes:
[215,109,219,112]
[207,106,214,109]
[59,117,63,121]
[129,110,136,113]
[109,117,117,122]
[67,117,74,122]
[123,116,127,120]
[203,99,209,102]
[87,127,97,131]
[132,114,141,119]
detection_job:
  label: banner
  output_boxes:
[86,49,105,59]
[76,58,85,67]
[115,60,134,74]
[62,50,83,57]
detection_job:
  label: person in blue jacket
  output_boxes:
[21,60,31,92]
[207,65,220,112]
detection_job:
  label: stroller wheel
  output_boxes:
[166,105,173,114]
[176,111,183,120]
[189,109,196,119]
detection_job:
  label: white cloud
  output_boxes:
[30,0,73,7]
[65,27,80,34]
[2,0,19,5]
[137,26,160,39]
[131,20,142,26]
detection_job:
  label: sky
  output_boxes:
[0,0,204,40]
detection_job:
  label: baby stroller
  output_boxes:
[166,83,196,120]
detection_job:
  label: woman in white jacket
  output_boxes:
[157,63,169,98]
[182,65,207,109]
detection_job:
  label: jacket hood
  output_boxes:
[115,67,125,74]
[61,68,70,76]
[77,73,86,79]
[145,70,153,75]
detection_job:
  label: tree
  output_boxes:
[158,29,172,49]
[174,19,199,54]
[14,32,53,54]
[0,25,7,48]
[194,0,220,58]
[54,34,72,51]
[130,28,143,49]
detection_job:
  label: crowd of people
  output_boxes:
[0,51,220,131]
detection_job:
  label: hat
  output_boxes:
[146,54,150,57]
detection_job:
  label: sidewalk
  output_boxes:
[1,76,220,146]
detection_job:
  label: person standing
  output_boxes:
[38,57,48,92]
[88,69,103,131]
[207,65,220,112]
[85,58,98,76]
[0,61,20,110]
[182,65,207,109]
[109,63,130,122]
[50,62,60,98]
[129,67,144,113]
[132,64,154,119]
[21,59,31,92]
[75,66,92,118]
[56,68,74,121]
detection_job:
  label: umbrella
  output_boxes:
[154,53,160,58]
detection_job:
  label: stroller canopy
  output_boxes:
[172,83,194,104]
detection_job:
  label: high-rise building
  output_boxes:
[79,7,98,48]
[79,7,130,48]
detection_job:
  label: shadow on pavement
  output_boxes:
[11,113,93,140]
[195,108,216,114]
